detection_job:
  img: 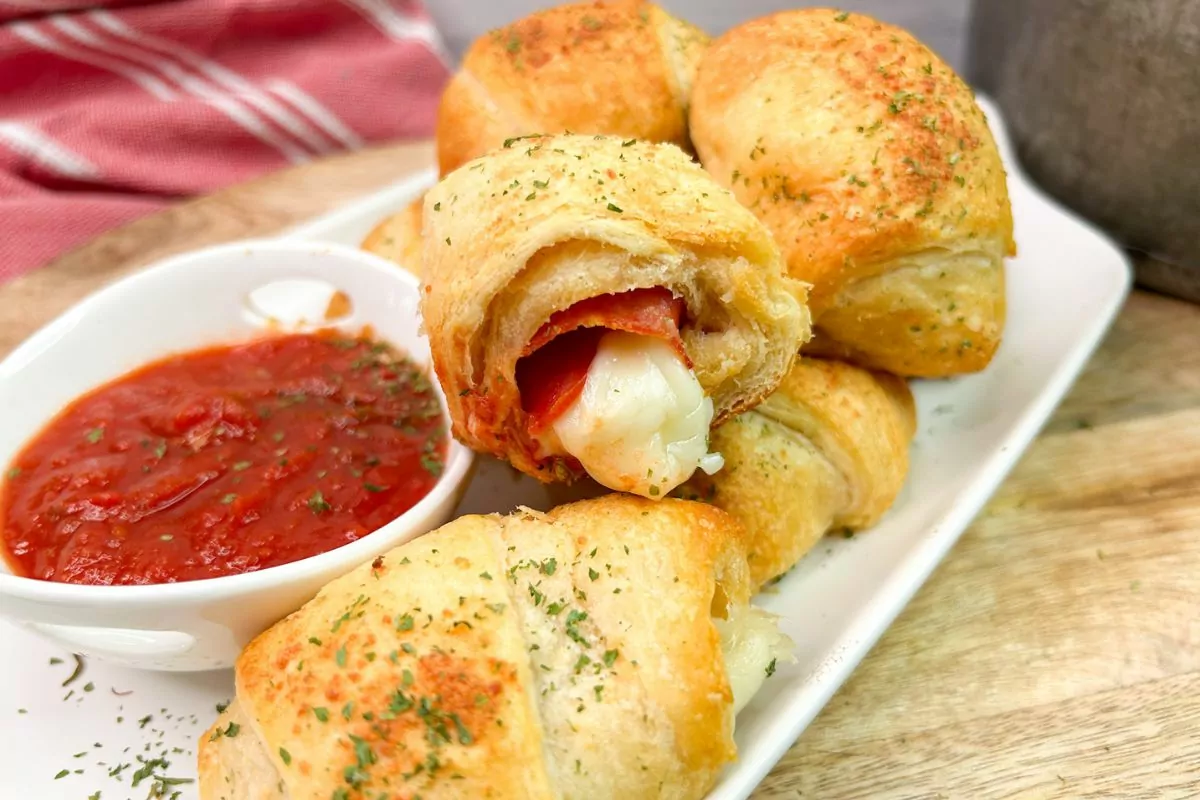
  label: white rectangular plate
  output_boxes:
[0,97,1131,800]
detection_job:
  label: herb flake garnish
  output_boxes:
[62,654,85,688]
[209,721,240,741]
[420,445,444,477]
[565,610,589,646]
[502,133,542,149]
[308,490,331,514]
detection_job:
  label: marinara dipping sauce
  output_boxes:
[0,331,447,585]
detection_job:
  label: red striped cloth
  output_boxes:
[0,0,450,283]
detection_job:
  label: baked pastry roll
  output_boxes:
[680,358,916,588]
[436,0,708,176]
[198,495,792,800]
[361,195,425,278]
[419,134,810,499]
[367,1,709,286]
[690,9,1015,378]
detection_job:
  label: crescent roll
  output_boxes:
[436,0,709,176]
[361,194,425,278]
[372,2,708,284]
[420,134,810,499]
[680,358,916,588]
[689,9,1015,378]
[198,495,792,800]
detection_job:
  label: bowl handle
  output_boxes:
[27,622,196,659]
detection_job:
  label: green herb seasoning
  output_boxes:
[307,491,331,514]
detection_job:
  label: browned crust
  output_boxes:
[690,8,1013,376]
[360,195,425,278]
[435,0,708,176]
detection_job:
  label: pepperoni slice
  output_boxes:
[516,288,687,434]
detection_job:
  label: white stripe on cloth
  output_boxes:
[88,10,346,156]
[45,16,311,164]
[263,79,366,152]
[337,0,450,65]
[0,121,102,179]
[10,21,179,102]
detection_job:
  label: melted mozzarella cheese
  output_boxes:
[715,605,795,717]
[549,330,724,498]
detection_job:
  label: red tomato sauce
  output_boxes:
[1,332,447,586]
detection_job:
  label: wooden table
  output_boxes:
[4,141,1199,800]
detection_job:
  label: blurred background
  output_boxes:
[428,0,975,72]
[0,0,1195,295]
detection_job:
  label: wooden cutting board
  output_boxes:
[3,140,1199,799]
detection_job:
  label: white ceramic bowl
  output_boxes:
[0,240,474,672]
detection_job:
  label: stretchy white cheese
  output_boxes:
[715,604,795,717]
[548,331,724,498]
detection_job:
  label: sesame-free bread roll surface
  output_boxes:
[198,495,761,800]
[420,133,810,483]
[436,0,709,176]
[681,358,916,587]
[361,195,425,278]
[373,1,707,285]
[690,8,1014,377]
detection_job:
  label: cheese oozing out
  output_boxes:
[715,604,795,717]
[547,330,724,498]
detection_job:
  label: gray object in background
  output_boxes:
[970,0,1200,301]
[425,0,971,72]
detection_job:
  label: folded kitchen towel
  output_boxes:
[0,0,450,284]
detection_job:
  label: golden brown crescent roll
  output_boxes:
[420,133,810,499]
[679,358,916,588]
[370,1,708,285]
[436,0,709,176]
[198,495,792,800]
[689,8,1015,378]
[361,195,425,278]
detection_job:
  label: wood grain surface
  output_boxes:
[3,140,1198,800]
